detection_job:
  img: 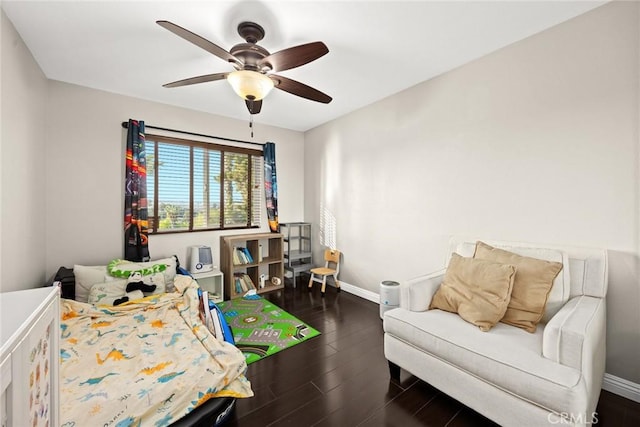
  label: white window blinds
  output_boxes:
[146,134,263,233]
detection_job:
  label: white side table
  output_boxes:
[192,269,224,303]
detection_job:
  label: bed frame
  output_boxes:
[52,267,237,427]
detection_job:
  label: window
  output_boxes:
[145,134,263,234]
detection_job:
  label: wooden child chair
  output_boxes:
[308,249,341,296]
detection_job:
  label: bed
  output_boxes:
[55,257,251,426]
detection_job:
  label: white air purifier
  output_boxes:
[188,245,213,273]
[379,280,400,319]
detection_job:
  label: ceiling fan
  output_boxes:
[157,20,332,115]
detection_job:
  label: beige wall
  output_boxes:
[44,81,305,276]
[305,1,640,383]
[1,9,305,290]
[0,10,48,292]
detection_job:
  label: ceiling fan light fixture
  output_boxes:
[227,70,274,101]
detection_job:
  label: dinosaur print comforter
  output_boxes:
[59,275,252,427]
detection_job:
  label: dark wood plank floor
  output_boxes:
[226,279,640,426]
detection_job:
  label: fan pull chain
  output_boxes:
[249,113,254,138]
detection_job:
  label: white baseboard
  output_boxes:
[338,280,379,303]
[339,283,640,404]
[602,373,640,403]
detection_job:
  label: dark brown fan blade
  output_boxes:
[270,75,332,103]
[245,99,262,115]
[259,41,328,72]
[157,20,241,67]
[163,73,228,88]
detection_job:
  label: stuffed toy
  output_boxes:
[113,289,143,306]
[88,268,166,307]
[107,259,167,278]
[113,271,157,305]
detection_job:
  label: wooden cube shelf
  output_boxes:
[220,232,284,300]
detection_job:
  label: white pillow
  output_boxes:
[88,278,129,305]
[88,273,165,305]
[73,264,107,303]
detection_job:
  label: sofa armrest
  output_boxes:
[543,295,606,374]
[399,269,446,312]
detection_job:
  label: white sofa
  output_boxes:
[383,238,608,426]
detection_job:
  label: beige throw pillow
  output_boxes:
[430,253,516,332]
[474,241,563,333]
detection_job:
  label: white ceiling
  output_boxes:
[2,1,608,132]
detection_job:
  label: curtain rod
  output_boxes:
[121,121,265,147]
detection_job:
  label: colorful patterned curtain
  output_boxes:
[124,119,150,262]
[263,142,279,232]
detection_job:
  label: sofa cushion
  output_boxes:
[384,308,582,413]
[429,253,516,332]
[474,242,563,332]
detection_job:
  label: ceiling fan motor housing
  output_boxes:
[230,43,271,72]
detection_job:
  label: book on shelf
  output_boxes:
[232,247,241,265]
[258,244,263,262]
[233,273,256,294]
[233,247,254,265]
[241,247,254,263]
